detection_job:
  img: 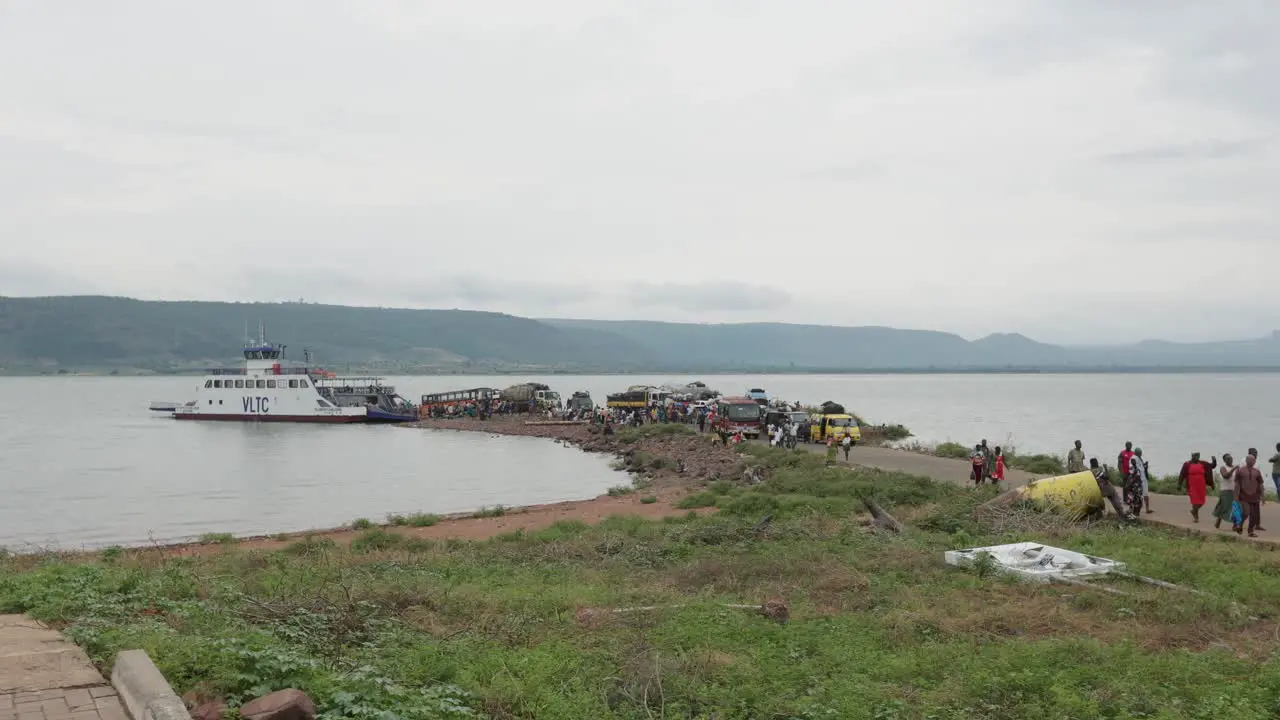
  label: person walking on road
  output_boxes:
[1131,448,1152,514]
[1067,440,1086,473]
[992,446,1007,486]
[1124,448,1148,518]
[980,439,994,484]
[841,433,852,461]
[1269,443,1280,498]
[970,444,986,486]
[1235,454,1266,537]
[1179,452,1217,523]
[1213,453,1237,530]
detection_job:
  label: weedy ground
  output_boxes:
[4,444,1280,719]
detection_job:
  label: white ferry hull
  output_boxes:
[173,410,365,423]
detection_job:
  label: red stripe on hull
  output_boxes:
[173,413,365,423]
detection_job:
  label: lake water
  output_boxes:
[3,373,1279,549]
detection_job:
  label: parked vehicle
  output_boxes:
[746,388,769,405]
[712,396,765,438]
[807,413,861,444]
[500,383,561,411]
[419,387,497,418]
[607,385,668,409]
[566,391,594,414]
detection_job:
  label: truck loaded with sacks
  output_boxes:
[499,383,562,412]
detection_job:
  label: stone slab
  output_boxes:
[0,617,104,694]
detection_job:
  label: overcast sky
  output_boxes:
[1,1,1276,344]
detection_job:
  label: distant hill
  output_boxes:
[2,296,1280,373]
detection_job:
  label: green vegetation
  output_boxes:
[616,423,695,445]
[198,533,237,545]
[350,518,374,531]
[606,485,634,497]
[472,505,506,519]
[639,496,658,505]
[934,441,971,459]
[388,513,443,528]
[3,444,1279,718]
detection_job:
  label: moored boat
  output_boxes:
[170,331,415,423]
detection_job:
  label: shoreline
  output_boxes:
[13,418,729,558]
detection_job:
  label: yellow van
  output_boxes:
[808,413,861,444]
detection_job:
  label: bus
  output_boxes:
[711,395,764,438]
[419,388,497,418]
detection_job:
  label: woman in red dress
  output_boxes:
[1178,452,1217,523]
[992,446,1007,485]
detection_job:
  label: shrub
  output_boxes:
[100,546,123,562]
[350,528,403,553]
[640,496,658,504]
[934,442,971,459]
[1008,452,1066,475]
[607,485,635,497]
[198,533,236,545]
[390,512,441,527]
[351,518,374,530]
[284,534,337,555]
[677,491,719,509]
[473,505,506,519]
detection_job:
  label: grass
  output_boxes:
[388,513,443,528]
[198,533,237,545]
[350,517,374,530]
[606,485,634,497]
[5,443,1280,718]
[472,505,506,519]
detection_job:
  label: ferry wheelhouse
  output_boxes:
[170,336,415,423]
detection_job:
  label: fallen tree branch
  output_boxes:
[860,496,904,534]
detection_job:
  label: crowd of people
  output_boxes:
[987,438,1280,537]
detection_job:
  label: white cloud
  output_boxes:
[0,0,1275,343]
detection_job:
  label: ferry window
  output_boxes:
[256,380,266,389]
[317,399,332,408]
[289,379,298,389]
[204,380,212,388]
[234,379,244,389]
[267,380,276,388]
[214,380,222,388]
[299,380,308,388]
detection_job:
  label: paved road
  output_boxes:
[771,438,1275,543]
[0,615,127,720]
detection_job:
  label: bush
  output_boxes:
[390,512,442,527]
[1007,453,1065,475]
[351,517,374,530]
[284,535,337,556]
[473,505,506,519]
[934,442,971,459]
[640,496,658,504]
[350,528,403,553]
[607,485,635,497]
[198,533,236,545]
[677,491,719,509]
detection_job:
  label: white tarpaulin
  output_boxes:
[944,542,1123,583]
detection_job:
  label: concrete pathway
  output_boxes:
[0,616,127,720]
[775,439,1277,543]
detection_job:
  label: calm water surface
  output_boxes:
[3,373,1279,548]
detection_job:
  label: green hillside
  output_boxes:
[0,296,648,372]
[3,296,1280,373]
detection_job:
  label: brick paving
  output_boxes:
[0,687,127,720]
[0,616,127,720]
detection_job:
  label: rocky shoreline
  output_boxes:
[410,415,746,483]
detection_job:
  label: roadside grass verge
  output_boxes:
[4,445,1280,718]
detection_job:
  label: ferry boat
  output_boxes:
[169,333,415,423]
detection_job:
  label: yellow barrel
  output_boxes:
[1016,471,1103,520]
